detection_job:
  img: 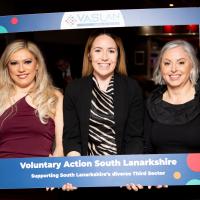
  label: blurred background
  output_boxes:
[0,0,200,15]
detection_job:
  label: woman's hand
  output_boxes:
[147,185,168,189]
[46,153,61,191]
[52,146,64,157]
[126,184,143,191]
[62,183,77,191]
[61,151,80,191]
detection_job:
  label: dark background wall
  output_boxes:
[0,0,200,15]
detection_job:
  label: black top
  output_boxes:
[144,85,200,153]
[63,73,144,155]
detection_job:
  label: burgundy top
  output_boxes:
[0,96,55,158]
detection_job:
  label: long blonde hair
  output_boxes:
[0,39,57,124]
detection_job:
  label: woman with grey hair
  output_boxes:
[144,39,200,198]
[144,39,200,154]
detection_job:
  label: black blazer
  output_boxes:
[63,73,144,155]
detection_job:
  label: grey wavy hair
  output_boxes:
[153,39,199,85]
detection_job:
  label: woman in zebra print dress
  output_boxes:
[62,30,144,192]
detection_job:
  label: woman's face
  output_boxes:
[8,48,38,90]
[160,46,193,88]
[89,34,118,79]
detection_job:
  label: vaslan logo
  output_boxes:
[64,15,77,26]
[60,10,125,29]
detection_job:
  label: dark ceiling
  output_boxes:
[0,0,200,15]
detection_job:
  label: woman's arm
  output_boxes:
[143,108,154,154]
[124,81,144,154]
[52,89,64,157]
[63,84,82,156]
[67,151,80,156]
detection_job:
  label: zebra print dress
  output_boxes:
[88,75,117,155]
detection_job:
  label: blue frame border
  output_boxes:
[0,7,200,33]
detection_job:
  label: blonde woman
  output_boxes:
[0,39,63,199]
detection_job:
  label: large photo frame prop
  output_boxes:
[0,7,200,189]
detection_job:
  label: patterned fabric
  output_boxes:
[88,76,117,155]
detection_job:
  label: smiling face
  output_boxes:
[160,46,193,89]
[89,34,118,80]
[8,48,38,90]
